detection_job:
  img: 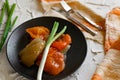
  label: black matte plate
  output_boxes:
[6,16,87,80]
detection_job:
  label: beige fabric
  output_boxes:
[40,0,105,44]
[0,0,120,80]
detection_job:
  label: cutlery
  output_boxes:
[52,7,97,36]
[60,1,102,30]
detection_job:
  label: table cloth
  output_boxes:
[0,0,120,80]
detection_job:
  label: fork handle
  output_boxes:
[67,15,97,36]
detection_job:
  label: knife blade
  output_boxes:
[52,7,97,36]
[60,1,102,30]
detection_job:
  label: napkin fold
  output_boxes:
[40,0,105,44]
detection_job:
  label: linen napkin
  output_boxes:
[92,7,120,80]
[39,0,105,44]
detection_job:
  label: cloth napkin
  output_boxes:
[40,0,105,44]
[92,7,120,80]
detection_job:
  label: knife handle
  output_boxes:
[75,11,102,30]
[67,15,97,36]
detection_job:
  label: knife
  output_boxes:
[60,1,102,30]
[52,7,97,36]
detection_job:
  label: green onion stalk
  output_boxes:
[6,0,10,15]
[0,4,16,51]
[0,3,6,27]
[37,21,67,80]
[9,16,18,31]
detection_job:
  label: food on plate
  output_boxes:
[36,34,71,75]
[37,22,68,80]
[19,38,45,67]
[19,24,72,76]
[92,7,120,80]
[26,26,50,40]
[51,34,72,51]
[36,47,65,75]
